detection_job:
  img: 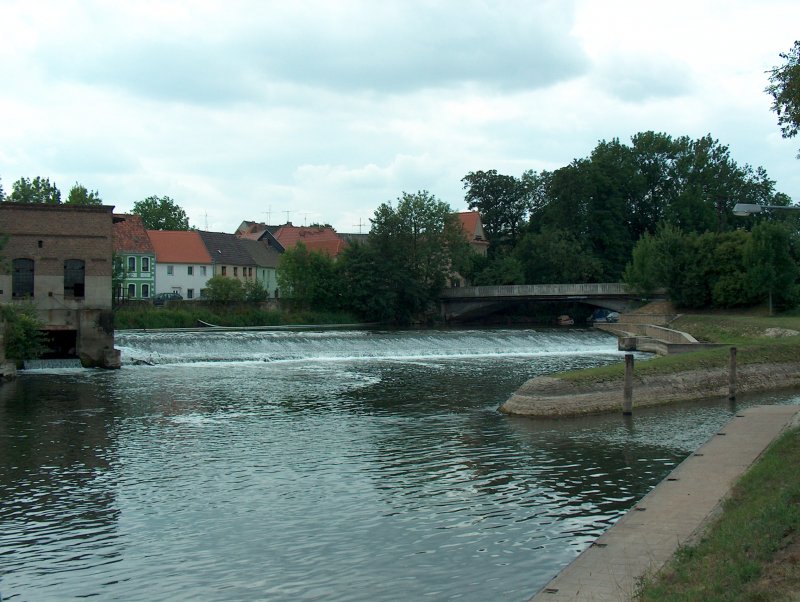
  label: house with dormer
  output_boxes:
[148,230,213,300]
[198,231,259,282]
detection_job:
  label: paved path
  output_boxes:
[530,404,800,601]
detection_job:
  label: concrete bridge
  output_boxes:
[440,283,659,321]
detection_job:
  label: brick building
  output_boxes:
[0,202,120,368]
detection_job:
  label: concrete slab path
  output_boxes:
[530,404,800,602]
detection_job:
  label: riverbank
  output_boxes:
[530,405,800,601]
[501,312,800,417]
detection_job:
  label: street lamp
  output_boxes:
[733,203,800,216]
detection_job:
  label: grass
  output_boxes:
[113,303,361,330]
[637,427,800,601]
[558,312,800,386]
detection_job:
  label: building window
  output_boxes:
[234,267,238,277]
[12,258,35,298]
[221,266,227,276]
[167,265,174,275]
[187,288,194,299]
[64,259,86,298]
[188,265,194,276]
[128,283,136,299]
[201,266,207,276]
[142,257,150,272]
[128,256,136,273]
[142,284,150,298]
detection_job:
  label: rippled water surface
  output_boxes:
[2,328,798,601]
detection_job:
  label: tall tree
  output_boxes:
[744,222,799,313]
[462,170,528,255]
[132,195,190,230]
[65,182,102,205]
[277,242,339,311]
[0,177,4,201]
[766,40,800,157]
[7,176,61,204]
[368,190,469,323]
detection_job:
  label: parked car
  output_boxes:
[153,292,183,306]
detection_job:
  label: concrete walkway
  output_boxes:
[531,404,800,601]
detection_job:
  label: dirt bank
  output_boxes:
[500,362,800,417]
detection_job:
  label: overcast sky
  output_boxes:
[2,0,799,233]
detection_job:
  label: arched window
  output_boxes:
[12,258,34,298]
[128,256,136,272]
[64,259,86,298]
[142,257,150,272]
[128,283,136,299]
[142,283,150,298]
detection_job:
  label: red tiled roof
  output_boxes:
[147,230,213,264]
[457,211,488,245]
[458,211,480,236]
[273,224,348,257]
[113,214,154,254]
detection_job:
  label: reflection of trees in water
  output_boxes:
[0,377,122,584]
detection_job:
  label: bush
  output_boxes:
[1,304,45,361]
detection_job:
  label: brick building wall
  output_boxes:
[0,203,120,368]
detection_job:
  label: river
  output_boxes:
[1,327,797,601]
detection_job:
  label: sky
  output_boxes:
[1,0,799,234]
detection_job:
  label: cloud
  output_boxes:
[595,55,693,102]
[29,0,589,104]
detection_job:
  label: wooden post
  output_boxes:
[623,353,634,415]
[729,346,737,400]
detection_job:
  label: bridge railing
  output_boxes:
[440,283,632,298]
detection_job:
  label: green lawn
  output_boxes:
[638,427,800,601]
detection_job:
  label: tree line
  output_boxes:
[4,40,799,322]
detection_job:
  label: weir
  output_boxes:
[115,327,622,366]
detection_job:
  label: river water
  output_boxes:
[1,327,798,601]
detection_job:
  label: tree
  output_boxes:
[66,182,102,205]
[744,222,799,313]
[766,40,800,157]
[367,190,469,323]
[462,170,529,255]
[513,229,603,284]
[243,279,269,302]
[8,176,61,204]
[1,304,45,362]
[0,177,4,201]
[204,275,245,303]
[337,241,401,321]
[132,196,190,230]
[277,243,339,311]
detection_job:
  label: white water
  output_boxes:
[116,327,627,366]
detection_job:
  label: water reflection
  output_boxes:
[0,329,797,601]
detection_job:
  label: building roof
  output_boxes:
[147,230,213,264]
[457,211,489,246]
[113,214,154,254]
[198,231,255,266]
[238,238,282,269]
[272,223,348,257]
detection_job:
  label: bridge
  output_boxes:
[440,283,660,321]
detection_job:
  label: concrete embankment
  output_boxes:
[529,404,800,601]
[501,362,800,417]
